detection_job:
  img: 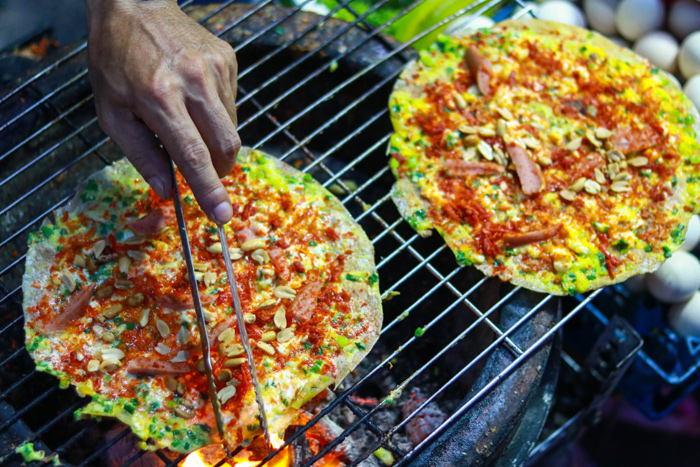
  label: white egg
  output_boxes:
[616,0,664,41]
[646,251,700,303]
[584,0,620,35]
[608,36,630,48]
[668,292,700,337]
[679,31,700,79]
[684,75,700,111]
[681,215,700,252]
[624,274,647,294]
[445,15,495,35]
[669,0,700,40]
[537,1,586,28]
[633,31,679,72]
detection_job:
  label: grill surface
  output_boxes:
[0,1,608,466]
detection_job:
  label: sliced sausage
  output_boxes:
[155,292,215,311]
[128,208,174,235]
[506,143,543,195]
[609,127,659,154]
[444,159,505,177]
[269,248,292,282]
[465,46,494,96]
[126,357,192,376]
[503,225,562,248]
[44,284,96,332]
[290,282,322,323]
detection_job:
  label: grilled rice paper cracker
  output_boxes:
[389,19,700,296]
[22,148,382,453]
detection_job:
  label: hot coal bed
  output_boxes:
[0,2,639,466]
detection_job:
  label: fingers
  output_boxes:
[224,44,239,128]
[204,42,240,175]
[97,108,172,199]
[141,103,233,224]
[219,63,238,131]
[187,93,240,179]
[208,39,238,129]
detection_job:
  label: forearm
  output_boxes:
[85,0,177,15]
[85,0,180,31]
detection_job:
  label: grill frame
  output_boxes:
[0,1,621,466]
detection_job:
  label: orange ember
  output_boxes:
[180,425,345,467]
[181,433,291,467]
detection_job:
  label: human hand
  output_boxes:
[86,0,240,224]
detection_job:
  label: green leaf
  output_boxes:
[80,180,99,202]
[98,223,114,236]
[663,245,672,258]
[613,239,629,251]
[124,401,136,414]
[41,225,55,239]
[310,360,323,373]
[592,221,609,233]
[456,251,472,266]
[671,225,685,239]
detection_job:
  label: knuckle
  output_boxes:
[210,52,227,74]
[210,42,236,74]
[181,55,207,83]
[221,43,237,65]
[232,84,238,100]
[147,74,176,107]
[126,149,149,169]
[228,133,242,156]
[180,138,209,169]
[214,39,235,58]
[97,118,112,135]
[219,140,239,160]
[95,105,115,134]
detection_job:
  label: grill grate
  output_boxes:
[0,1,613,466]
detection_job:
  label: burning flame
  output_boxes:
[182,434,291,467]
[181,452,209,467]
[181,413,345,467]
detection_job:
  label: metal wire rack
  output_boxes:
[0,0,613,465]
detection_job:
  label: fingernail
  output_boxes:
[150,177,168,199]
[213,201,233,224]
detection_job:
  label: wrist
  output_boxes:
[85,0,179,26]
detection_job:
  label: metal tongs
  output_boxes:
[168,161,271,454]
[168,161,228,451]
[218,224,272,453]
